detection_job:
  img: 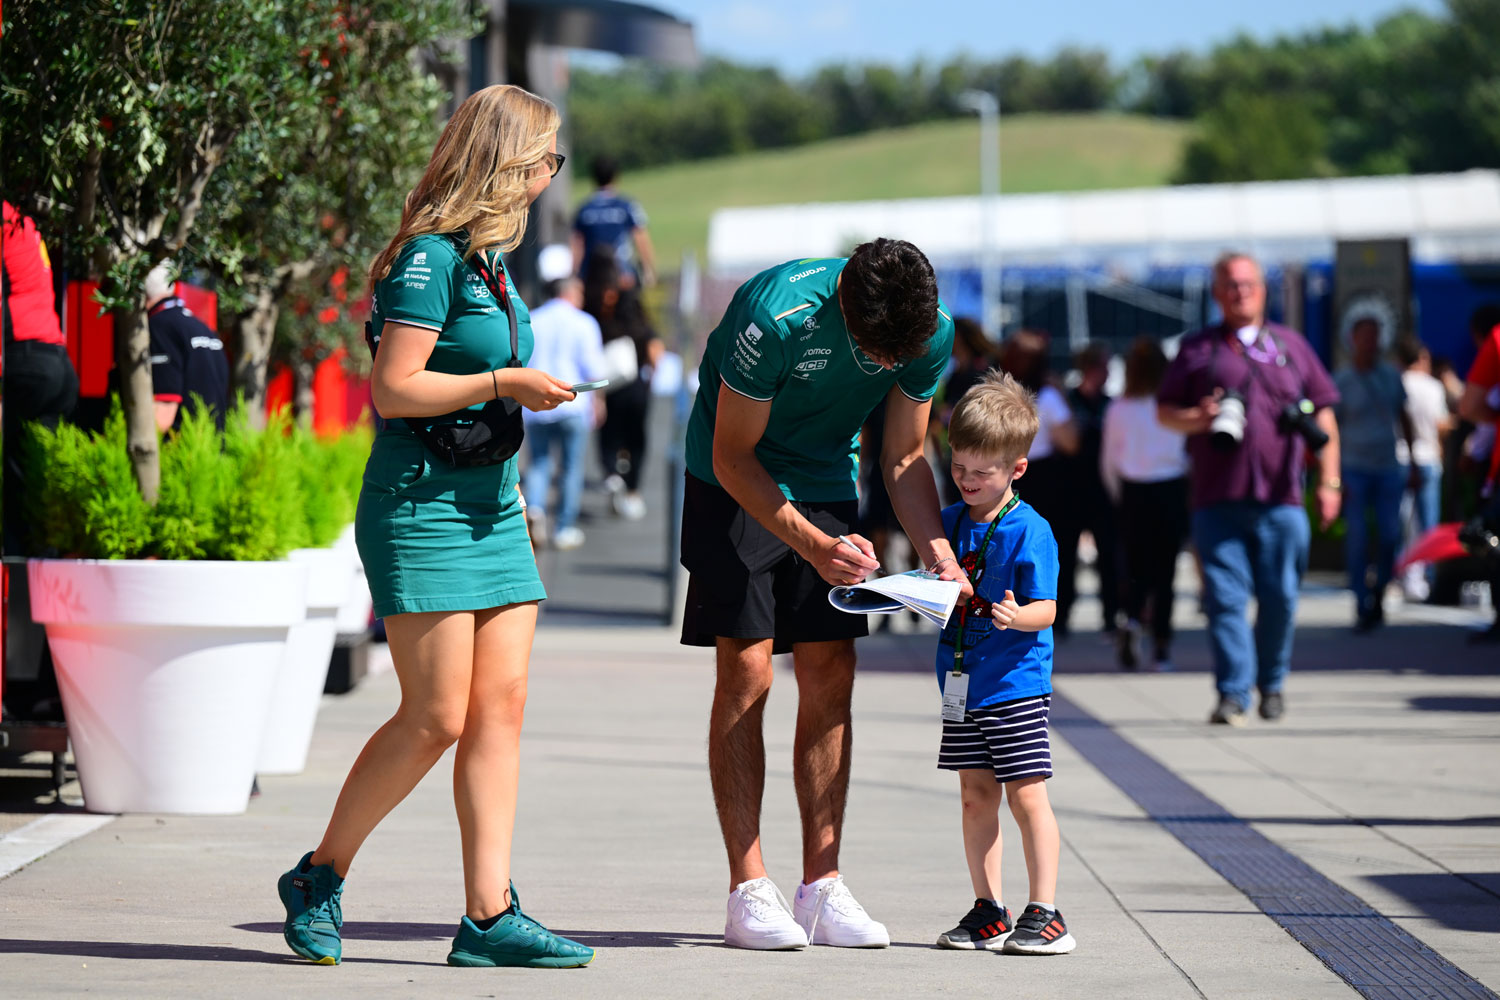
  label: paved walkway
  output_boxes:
[1,584,1496,998]
[4,399,1498,997]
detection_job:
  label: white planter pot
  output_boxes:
[334,523,374,635]
[257,546,355,775]
[28,558,309,815]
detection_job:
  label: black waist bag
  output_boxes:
[365,240,524,468]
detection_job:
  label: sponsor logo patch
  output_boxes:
[789,267,826,283]
[413,252,427,265]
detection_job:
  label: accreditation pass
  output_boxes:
[941,671,968,722]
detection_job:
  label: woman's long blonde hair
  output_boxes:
[369,85,560,288]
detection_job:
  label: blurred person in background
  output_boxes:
[936,316,998,504]
[145,261,230,432]
[2,200,79,723]
[1459,303,1500,643]
[1062,343,1120,637]
[583,249,661,520]
[522,275,606,551]
[571,156,655,288]
[1157,252,1340,726]
[1394,337,1453,602]
[2,200,78,544]
[999,329,1079,637]
[1101,337,1189,671]
[1334,317,1418,632]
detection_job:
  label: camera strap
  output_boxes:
[1212,325,1302,408]
[447,235,521,370]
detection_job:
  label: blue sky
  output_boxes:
[635,0,1446,75]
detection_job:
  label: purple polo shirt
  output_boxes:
[1158,322,1339,510]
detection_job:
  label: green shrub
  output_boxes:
[25,404,153,558]
[19,395,369,561]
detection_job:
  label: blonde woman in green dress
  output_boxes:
[277,84,592,969]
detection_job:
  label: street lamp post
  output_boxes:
[959,89,1000,338]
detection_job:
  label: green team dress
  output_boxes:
[355,233,546,618]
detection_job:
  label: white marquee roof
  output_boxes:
[707,170,1500,275]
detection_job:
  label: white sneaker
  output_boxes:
[725,878,808,950]
[553,526,585,551]
[793,876,890,948]
[617,492,647,520]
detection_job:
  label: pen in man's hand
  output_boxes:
[836,535,880,569]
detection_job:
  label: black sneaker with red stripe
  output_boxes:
[1004,903,1076,955]
[935,899,1012,950]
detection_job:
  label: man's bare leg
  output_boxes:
[791,639,856,884]
[708,637,776,891]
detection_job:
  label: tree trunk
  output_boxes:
[228,281,279,431]
[292,355,318,432]
[113,304,160,503]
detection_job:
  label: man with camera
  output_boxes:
[1158,253,1340,726]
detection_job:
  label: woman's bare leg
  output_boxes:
[310,610,475,876]
[453,601,537,919]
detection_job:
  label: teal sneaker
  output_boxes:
[278,851,344,965]
[446,883,594,968]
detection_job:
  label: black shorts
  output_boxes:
[679,473,869,654]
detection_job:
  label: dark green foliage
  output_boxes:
[1175,91,1331,184]
[571,3,1500,184]
[567,50,1116,173]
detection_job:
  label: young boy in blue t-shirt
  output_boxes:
[931,370,1076,955]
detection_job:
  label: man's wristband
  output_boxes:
[1323,477,1342,491]
[928,556,957,574]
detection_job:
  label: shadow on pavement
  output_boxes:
[1407,695,1500,712]
[1243,815,1500,827]
[1362,874,1500,932]
[0,937,438,967]
[847,621,1500,679]
[240,921,722,950]
[235,921,939,951]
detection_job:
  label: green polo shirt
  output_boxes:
[364,233,535,502]
[370,233,534,416]
[684,257,954,502]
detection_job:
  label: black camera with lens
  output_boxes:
[1277,398,1329,452]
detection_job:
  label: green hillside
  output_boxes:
[574,113,1193,273]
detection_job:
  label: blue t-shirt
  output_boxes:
[934,499,1059,708]
[573,190,647,279]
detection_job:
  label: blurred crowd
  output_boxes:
[520,157,665,552]
[862,256,1500,672]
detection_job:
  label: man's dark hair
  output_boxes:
[1470,302,1500,344]
[840,238,939,364]
[592,156,619,188]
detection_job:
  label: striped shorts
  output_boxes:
[938,694,1053,783]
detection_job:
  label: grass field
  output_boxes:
[576,113,1193,273]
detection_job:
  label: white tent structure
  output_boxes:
[707,170,1500,278]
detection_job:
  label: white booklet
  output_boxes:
[828,570,962,628]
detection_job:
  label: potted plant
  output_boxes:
[256,424,368,775]
[23,403,312,814]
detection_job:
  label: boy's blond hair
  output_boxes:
[948,370,1039,462]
